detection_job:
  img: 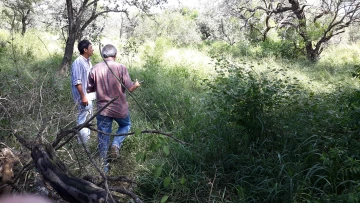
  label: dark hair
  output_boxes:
[78,40,92,55]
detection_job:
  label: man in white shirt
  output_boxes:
[70,40,96,144]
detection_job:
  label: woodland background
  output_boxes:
[2,0,360,202]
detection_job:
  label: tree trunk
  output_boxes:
[21,10,30,36]
[59,33,76,75]
[21,17,26,36]
[31,144,108,203]
[59,0,76,76]
[305,42,320,62]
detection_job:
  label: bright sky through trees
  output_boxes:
[166,0,201,9]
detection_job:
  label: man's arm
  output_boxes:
[121,65,140,92]
[72,59,88,106]
[76,84,88,106]
[128,79,140,92]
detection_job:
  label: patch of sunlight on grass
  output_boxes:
[23,29,63,60]
[321,43,360,66]
[247,56,359,94]
[132,39,360,96]
[163,48,215,76]
[0,30,9,41]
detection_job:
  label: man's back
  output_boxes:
[88,60,134,118]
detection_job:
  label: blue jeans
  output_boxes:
[96,114,131,160]
[77,100,93,144]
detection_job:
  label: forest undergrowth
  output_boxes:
[1,30,360,202]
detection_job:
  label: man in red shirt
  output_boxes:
[87,44,140,172]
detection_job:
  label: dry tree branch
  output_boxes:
[0,180,22,192]
[31,144,109,203]
[84,175,135,186]
[12,160,34,184]
[110,187,144,203]
[87,127,190,145]
[75,129,116,203]
[52,97,118,149]
[206,167,218,203]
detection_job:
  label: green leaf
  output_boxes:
[156,143,162,149]
[150,142,158,152]
[135,129,142,136]
[163,176,171,187]
[180,175,186,185]
[160,195,169,203]
[155,166,162,178]
[135,152,144,163]
[163,145,170,156]
[142,153,146,162]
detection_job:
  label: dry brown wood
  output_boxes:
[31,144,109,203]
[0,148,19,195]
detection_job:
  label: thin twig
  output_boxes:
[75,130,116,203]
[0,160,34,192]
[0,180,22,192]
[72,147,83,176]
[103,176,134,184]
[52,97,118,149]
[35,34,52,58]
[88,127,190,145]
[12,161,34,183]
[94,175,135,186]
[12,130,32,150]
[206,168,217,203]
[110,187,144,203]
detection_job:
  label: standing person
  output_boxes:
[87,44,140,172]
[71,39,96,144]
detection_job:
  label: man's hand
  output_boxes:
[134,79,141,87]
[81,96,88,106]
[129,79,141,92]
[75,84,88,106]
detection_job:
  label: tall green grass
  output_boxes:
[2,29,360,203]
[126,39,360,202]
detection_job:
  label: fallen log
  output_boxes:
[31,144,109,203]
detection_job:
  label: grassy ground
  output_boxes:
[1,30,360,202]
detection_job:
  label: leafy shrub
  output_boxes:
[207,41,244,58]
[258,39,304,59]
[204,56,302,143]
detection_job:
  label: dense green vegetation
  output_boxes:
[2,24,360,202]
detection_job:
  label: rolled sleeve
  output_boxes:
[73,79,82,86]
